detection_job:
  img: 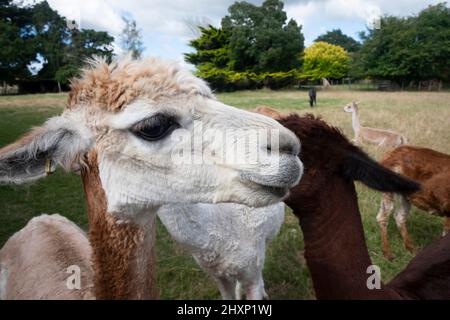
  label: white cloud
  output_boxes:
[285,0,444,45]
[47,0,124,35]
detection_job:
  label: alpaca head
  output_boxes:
[276,114,419,213]
[343,101,359,113]
[0,57,303,220]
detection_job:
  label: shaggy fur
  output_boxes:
[157,203,285,300]
[68,56,213,111]
[82,151,158,299]
[377,145,450,259]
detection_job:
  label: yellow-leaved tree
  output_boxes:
[303,41,350,81]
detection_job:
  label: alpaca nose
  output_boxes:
[279,140,300,155]
[267,129,300,156]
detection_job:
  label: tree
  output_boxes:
[314,29,361,52]
[356,3,450,82]
[31,0,70,82]
[0,0,37,82]
[411,3,450,81]
[120,16,144,59]
[303,42,350,81]
[184,25,231,69]
[221,0,304,72]
[56,29,115,84]
[1,0,115,90]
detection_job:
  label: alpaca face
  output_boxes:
[0,57,303,222]
[95,94,302,217]
[343,102,358,113]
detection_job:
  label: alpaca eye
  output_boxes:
[131,114,180,141]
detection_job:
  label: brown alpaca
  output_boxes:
[377,146,450,260]
[0,57,301,299]
[254,109,450,299]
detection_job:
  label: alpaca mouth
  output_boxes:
[259,184,290,199]
[239,155,303,191]
[240,177,293,200]
[244,180,291,202]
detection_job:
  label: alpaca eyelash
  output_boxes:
[130,114,180,141]
[131,114,175,130]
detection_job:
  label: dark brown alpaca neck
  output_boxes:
[276,113,407,300]
[290,177,400,299]
[81,152,158,300]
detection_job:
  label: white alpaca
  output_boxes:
[343,102,407,147]
[0,56,302,299]
[158,203,285,300]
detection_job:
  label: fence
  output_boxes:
[0,82,19,95]
[328,79,448,91]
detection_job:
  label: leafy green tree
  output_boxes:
[56,29,114,84]
[120,16,144,59]
[0,0,37,82]
[31,1,70,82]
[303,41,350,80]
[314,29,361,52]
[412,3,450,81]
[34,2,115,88]
[184,25,231,69]
[1,0,115,89]
[357,16,420,82]
[356,3,450,82]
[71,29,114,62]
[222,0,304,72]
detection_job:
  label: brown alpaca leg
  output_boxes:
[443,217,450,237]
[377,193,395,260]
[395,195,415,253]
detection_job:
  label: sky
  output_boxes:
[35,0,446,67]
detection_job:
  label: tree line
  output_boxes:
[1,0,449,92]
[185,0,450,91]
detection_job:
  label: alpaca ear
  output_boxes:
[341,151,420,194]
[0,115,93,184]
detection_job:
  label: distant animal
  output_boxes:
[377,145,450,260]
[308,87,316,107]
[343,102,407,147]
[322,78,331,88]
[157,202,285,300]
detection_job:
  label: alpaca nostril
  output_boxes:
[266,142,299,156]
[280,143,299,155]
[265,127,300,156]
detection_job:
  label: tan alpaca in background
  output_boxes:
[0,57,302,299]
[343,102,407,147]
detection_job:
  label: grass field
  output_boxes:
[1,89,449,299]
